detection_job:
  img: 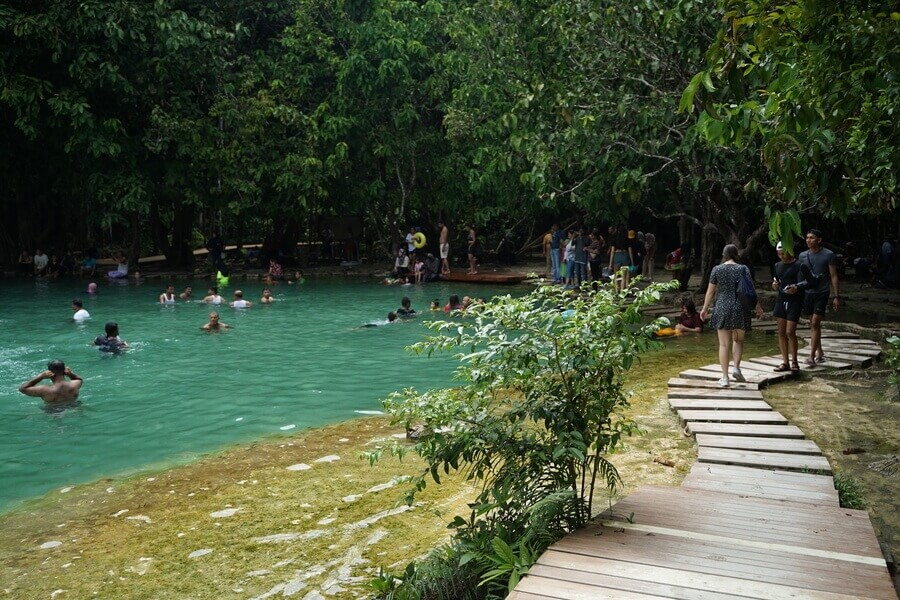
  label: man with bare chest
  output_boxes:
[19,361,83,403]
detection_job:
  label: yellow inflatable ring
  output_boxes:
[412,232,427,249]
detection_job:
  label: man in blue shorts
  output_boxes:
[798,228,841,365]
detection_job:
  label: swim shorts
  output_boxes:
[613,250,629,267]
[773,298,803,322]
[801,290,829,316]
[440,243,449,259]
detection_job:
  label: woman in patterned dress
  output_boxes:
[699,244,763,387]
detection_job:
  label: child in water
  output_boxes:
[430,299,440,311]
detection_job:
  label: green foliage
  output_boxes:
[834,473,866,510]
[369,545,481,600]
[884,336,900,401]
[369,280,675,597]
[692,0,899,219]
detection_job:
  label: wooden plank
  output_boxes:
[687,463,836,493]
[805,352,874,367]
[695,434,821,455]
[745,355,853,371]
[818,343,882,357]
[681,476,839,506]
[545,528,896,599]
[668,377,759,391]
[686,422,804,438]
[551,529,887,595]
[678,410,788,424]
[598,487,882,558]
[696,364,790,384]
[520,564,739,600]
[669,399,771,411]
[539,544,888,600]
[678,368,727,381]
[698,446,831,473]
[817,330,861,338]
[667,388,763,399]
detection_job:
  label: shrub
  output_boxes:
[368,281,675,597]
[834,473,866,510]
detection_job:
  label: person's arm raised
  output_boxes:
[19,371,53,397]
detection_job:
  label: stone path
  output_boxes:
[508,325,896,599]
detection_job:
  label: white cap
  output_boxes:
[776,242,783,250]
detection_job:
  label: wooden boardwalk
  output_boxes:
[509,325,896,599]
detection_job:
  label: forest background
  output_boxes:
[1,0,897,288]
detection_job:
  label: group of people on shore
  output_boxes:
[389,222,456,284]
[543,224,658,292]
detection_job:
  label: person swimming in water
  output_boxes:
[93,321,129,353]
[396,296,417,317]
[179,286,193,300]
[430,299,440,311]
[203,287,224,305]
[19,360,84,403]
[72,299,91,321]
[260,288,274,304]
[87,282,98,294]
[159,283,176,305]
[230,290,252,308]
[202,311,231,331]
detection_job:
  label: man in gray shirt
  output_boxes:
[798,228,841,365]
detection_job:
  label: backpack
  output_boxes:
[737,267,757,311]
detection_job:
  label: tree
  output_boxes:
[684,0,899,228]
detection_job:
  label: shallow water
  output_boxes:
[0,277,505,512]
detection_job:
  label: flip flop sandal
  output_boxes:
[815,356,827,364]
[804,357,817,367]
[791,361,801,373]
[773,363,791,372]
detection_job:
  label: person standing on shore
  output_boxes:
[438,221,451,275]
[699,244,762,388]
[643,231,657,280]
[772,242,804,373]
[798,228,840,365]
[19,361,83,403]
[466,224,479,275]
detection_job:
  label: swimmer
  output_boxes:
[202,311,231,331]
[260,288,274,304]
[288,270,304,284]
[397,296,417,317]
[430,299,440,311]
[159,283,176,305]
[179,286,193,300]
[72,299,90,321]
[230,290,253,308]
[93,321,129,353]
[443,295,461,312]
[19,360,84,403]
[202,287,224,304]
[388,311,398,322]
[87,282,98,294]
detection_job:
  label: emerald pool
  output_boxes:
[0,277,506,512]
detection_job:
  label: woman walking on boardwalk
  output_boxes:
[699,244,762,387]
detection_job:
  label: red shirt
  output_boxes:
[679,312,703,330]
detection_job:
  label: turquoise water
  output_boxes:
[0,277,508,512]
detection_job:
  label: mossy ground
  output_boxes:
[1,330,895,599]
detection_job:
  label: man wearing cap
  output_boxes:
[19,361,84,403]
[798,229,840,365]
